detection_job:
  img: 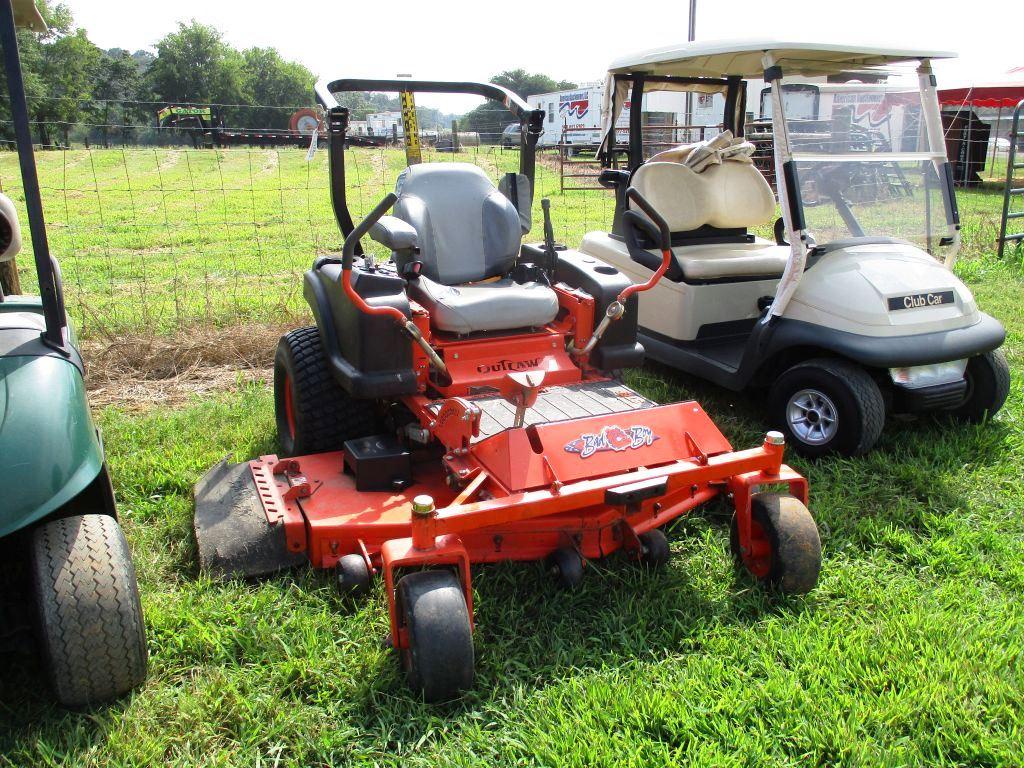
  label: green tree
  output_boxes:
[32,28,102,145]
[461,69,576,137]
[241,47,314,129]
[146,21,246,120]
[93,49,143,145]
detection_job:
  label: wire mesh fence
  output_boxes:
[0,103,1019,340]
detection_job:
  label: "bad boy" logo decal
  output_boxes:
[564,425,657,459]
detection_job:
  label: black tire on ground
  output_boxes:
[29,514,148,708]
[948,349,1010,423]
[769,357,885,458]
[547,547,584,590]
[638,528,670,569]
[729,493,821,595]
[397,570,474,702]
[274,326,378,456]
[336,554,371,598]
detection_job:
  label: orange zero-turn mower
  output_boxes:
[193,78,822,701]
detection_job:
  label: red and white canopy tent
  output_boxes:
[939,67,1024,179]
[939,66,1024,109]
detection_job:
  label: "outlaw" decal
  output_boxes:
[564,425,657,459]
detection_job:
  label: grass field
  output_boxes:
[0,146,1023,766]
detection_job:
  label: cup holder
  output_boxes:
[594,265,618,275]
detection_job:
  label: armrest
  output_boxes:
[369,215,419,251]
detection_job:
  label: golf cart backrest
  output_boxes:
[391,163,524,285]
[630,161,776,235]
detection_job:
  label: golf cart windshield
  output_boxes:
[779,74,959,257]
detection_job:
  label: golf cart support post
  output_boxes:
[0,0,65,350]
[314,78,545,245]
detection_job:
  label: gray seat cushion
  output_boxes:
[387,162,559,334]
[393,163,523,285]
[409,275,559,335]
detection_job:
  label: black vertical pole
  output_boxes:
[629,77,644,171]
[0,0,65,347]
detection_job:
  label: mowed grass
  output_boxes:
[0,148,1023,765]
[0,145,616,336]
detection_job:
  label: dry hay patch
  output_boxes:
[81,322,291,411]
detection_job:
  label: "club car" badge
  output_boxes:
[564,425,657,459]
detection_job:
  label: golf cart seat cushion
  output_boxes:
[409,274,559,335]
[629,161,776,231]
[393,162,523,285]
[581,231,789,281]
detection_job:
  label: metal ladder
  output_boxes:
[998,99,1024,258]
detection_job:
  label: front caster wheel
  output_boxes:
[336,554,371,598]
[638,528,670,569]
[396,570,474,702]
[730,493,821,595]
[547,547,584,590]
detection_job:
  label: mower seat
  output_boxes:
[387,163,558,334]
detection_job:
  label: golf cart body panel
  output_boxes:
[581,40,1007,455]
[0,297,108,539]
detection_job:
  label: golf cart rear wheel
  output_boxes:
[770,358,885,457]
[29,514,148,708]
[397,570,474,702]
[730,493,821,595]
[274,326,377,456]
[948,349,1010,423]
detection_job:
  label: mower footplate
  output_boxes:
[193,458,307,579]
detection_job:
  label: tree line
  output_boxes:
[0,2,576,146]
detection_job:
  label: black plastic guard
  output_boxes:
[192,458,306,579]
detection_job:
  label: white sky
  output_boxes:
[67,0,1018,112]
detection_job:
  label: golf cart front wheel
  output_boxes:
[770,358,885,457]
[730,493,821,595]
[29,514,148,708]
[274,326,377,456]
[397,570,474,702]
[948,349,1010,423]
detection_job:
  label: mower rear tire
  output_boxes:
[336,554,371,598]
[948,349,1010,423]
[274,327,377,456]
[29,514,148,708]
[397,570,474,702]
[638,528,670,569]
[730,493,821,595]
[770,358,885,458]
[547,547,584,590]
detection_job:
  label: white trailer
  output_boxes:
[527,85,700,151]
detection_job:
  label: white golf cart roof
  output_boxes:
[607,39,956,79]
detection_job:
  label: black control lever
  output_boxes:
[541,198,558,281]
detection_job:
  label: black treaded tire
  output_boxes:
[397,570,474,702]
[29,514,148,708]
[638,528,670,569]
[336,554,371,598]
[730,493,821,595]
[770,357,885,457]
[274,326,378,456]
[948,349,1010,423]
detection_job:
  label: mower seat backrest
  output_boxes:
[393,162,523,285]
[629,161,776,233]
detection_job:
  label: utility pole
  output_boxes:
[684,0,697,141]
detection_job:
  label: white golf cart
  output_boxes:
[582,40,1009,456]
